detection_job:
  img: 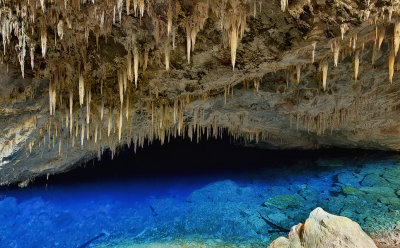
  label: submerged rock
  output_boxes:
[269,207,377,248]
[361,174,392,188]
[359,187,396,198]
[264,194,303,210]
[341,186,364,196]
[337,172,362,187]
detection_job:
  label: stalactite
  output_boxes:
[165,45,170,71]
[118,71,124,106]
[108,108,112,137]
[281,0,288,12]
[126,0,131,15]
[312,42,316,63]
[352,34,357,51]
[30,44,34,70]
[49,81,56,115]
[95,124,98,144]
[100,100,104,120]
[340,24,348,40]
[395,22,400,56]
[389,49,395,84]
[332,40,339,67]
[81,122,85,147]
[41,29,47,58]
[354,50,359,83]
[321,60,328,91]
[230,27,238,70]
[69,91,73,135]
[186,24,191,64]
[167,3,172,36]
[79,74,84,106]
[57,20,64,40]
[86,123,90,141]
[296,65,301,84]
[139,0,145,17]
[378,28,385,50]
[118,108,122,141]
[86,90,91,124]
[134,48,139,88]
[126,96,130,120]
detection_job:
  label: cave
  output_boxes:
[0,0,400,247]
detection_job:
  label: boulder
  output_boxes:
[269,207,377,248]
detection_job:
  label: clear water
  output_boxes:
[1,140,400,248]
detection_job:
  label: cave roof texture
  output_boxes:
[0,0,400,186]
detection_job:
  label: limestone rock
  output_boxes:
[269,207,377,248]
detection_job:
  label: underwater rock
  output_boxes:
[263,210,292,231]
[268,207,377,248]
[378,197,400,208]
[382,168,400,185]
[361,174,392,188]
[186,180,254,203]
[337,172,362,187]
[359,187,396,198]
[264,194,303,210]
[297,185,319,202]
[149,198,187,221]
[341,186,364,196]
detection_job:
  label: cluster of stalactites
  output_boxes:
[0,0,258,82]
[213,0,248,70]
[185,1,209,64]
[35,89,201,161]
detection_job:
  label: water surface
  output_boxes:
[1,139,399,247]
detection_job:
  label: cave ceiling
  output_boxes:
[1,0,400,186]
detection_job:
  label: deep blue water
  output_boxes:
[1,139,400,248]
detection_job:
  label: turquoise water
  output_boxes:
[0,144,400,247]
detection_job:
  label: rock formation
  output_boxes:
[269,207,378,248]
[2,0,400,185]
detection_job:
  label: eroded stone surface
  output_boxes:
[269,208,377,248]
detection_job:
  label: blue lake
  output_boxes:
[1,140,400,248]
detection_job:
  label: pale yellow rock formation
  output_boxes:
[269,208,377,248]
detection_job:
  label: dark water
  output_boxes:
[1,138,400,247]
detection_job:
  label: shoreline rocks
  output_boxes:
[269,208,377,248]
